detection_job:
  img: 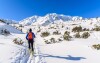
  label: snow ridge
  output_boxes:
[0,18,17,24]
[19,13,83,26]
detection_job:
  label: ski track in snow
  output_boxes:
[10,44,29,63]
[92,32,100,42]
[0,36,46,63]
[27,44,46,63]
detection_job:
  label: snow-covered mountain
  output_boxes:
[19,13,83,26]
[19,15,39,25]
[0,18,18,24]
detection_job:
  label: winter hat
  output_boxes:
[29,28,32,32]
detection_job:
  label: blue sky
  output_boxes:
[0,0,100,21]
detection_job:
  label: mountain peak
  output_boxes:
[19,13,83,26]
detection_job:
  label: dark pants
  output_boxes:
[28,39,34,51]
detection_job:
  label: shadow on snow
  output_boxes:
[35,54,86,61]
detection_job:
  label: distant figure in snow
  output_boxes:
[26,28,35,51]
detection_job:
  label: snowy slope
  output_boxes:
[34,30,100,63]
[0,18,17,24]
[0,23,23,34]
[0,23,28,63]
[39,41,100,63]
[0,33,29,63]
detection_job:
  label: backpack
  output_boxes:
[28,32,33,39]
